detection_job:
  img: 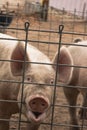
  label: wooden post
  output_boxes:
[40,0,49,21]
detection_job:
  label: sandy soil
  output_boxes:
[2,9,87,130]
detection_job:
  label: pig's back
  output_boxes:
[68,41,87,66]
[0,33,50,63]
[0,33,18,59]
[0,33,51,75]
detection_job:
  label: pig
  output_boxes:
[0,33,57,130]
[73,38,83,43]
[55,41,87,130]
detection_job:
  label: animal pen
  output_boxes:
[0,0,87,130]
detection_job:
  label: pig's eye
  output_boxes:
[50,79,54,85]
[27,77,32,82]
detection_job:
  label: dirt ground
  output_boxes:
[2,9,87,130]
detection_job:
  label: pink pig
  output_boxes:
[0,33,56,130]
[54,40,87,130]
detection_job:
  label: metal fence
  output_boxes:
[0,3,87,130]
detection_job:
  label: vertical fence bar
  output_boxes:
[50,24,64,130]
[80,94,87,130]
[71,8,76,41]
[18,22,30,130]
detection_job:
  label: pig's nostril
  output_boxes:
[32,101,36,105]
[42,103,45,106]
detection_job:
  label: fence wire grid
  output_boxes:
[0,2,87,130]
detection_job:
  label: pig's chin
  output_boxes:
[27,110,46,124]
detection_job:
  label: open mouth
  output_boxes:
[32,111,42,118]
[27,110,46,123]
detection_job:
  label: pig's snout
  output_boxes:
[29,97,49,114]
[27,96,50,122]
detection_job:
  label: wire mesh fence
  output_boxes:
[0,1,87,130]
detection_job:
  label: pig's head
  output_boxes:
[10,43,73,124]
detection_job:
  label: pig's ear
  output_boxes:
[11,42,29,76]
[52,46,73,84]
